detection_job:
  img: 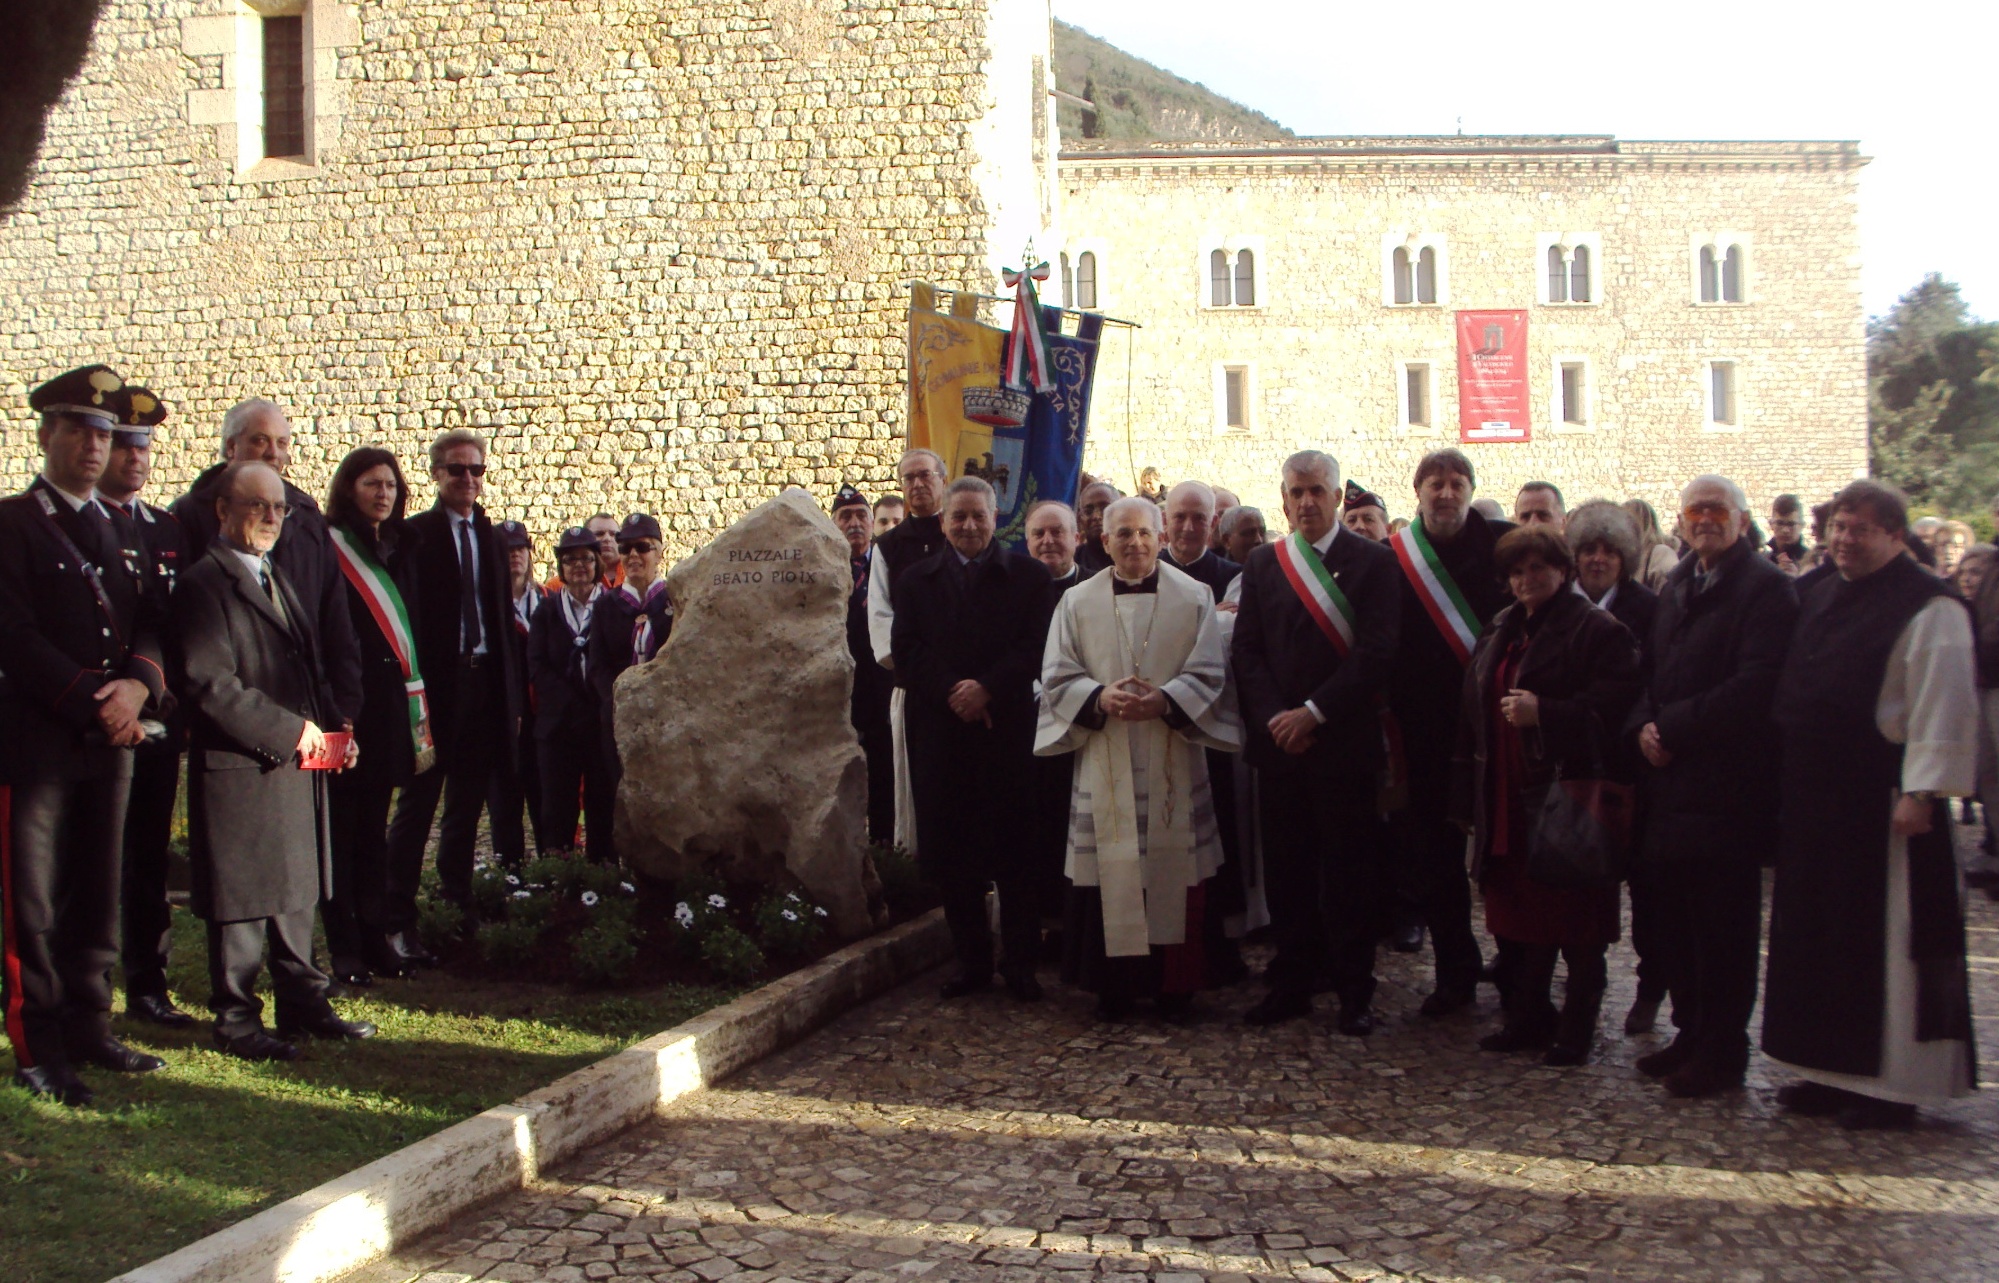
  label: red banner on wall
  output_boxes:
[1456,309,1531,443]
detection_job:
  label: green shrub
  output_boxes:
[415,894,464,945]
[753,891,828,958]
[698,924,765,983]
[476,915,547,967]
[468,863,515,919]
[521,852,587,895]
[871,843,932,918]
[571,919,640,985]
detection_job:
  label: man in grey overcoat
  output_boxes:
[175,461,375,1060]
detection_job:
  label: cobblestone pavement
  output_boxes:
[358,881,1999,1283]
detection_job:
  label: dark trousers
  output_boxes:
[2,767,132,1069]
[1500,936,1609,1046]
[1393,810,1483,992]
[324,772,396,962]
[537,734,616,864]
[485,712,537,866]
[1259,768,1383,1008]
[205,909,331,1037]
[856,705,894,846]
[1627,869,1670,1006]
[120,740,180,999]
[937,862,1041,981]
[1654,859,1762,1068]
[386,658,503,917]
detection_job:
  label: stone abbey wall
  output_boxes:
[0,0,1055,557]
[1057,138,1868,519]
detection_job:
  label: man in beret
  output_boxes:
[97,386,198,1029]
[0,365,172,1103]
[835,484,895,843]
[1340,482,1390,543]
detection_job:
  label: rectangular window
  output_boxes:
[1224,366,1248,430]
[262,16,306,159]
[1708,361,1738,427]
[1559,362,1586,425]
[1402,362,1431,429]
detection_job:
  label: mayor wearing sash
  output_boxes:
[1038,497,1242,1019]
[1763,480,1980,1129]
[1233,450,1402,1034]
[324,447,435,984]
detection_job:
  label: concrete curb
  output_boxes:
[112,908,950,1283]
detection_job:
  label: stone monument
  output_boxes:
[614,488,876,937]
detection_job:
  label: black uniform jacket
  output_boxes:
[0,477,167,782]
[1232,525,1402,775]
[530,591,605,746]
[173,463,361,724]
[175,545,336,921]
[335,518,425,789]
[402,502,525,769]
[590,582,674,706]
[1161,547,1242,602]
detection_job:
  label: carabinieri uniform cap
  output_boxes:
[555,526,597,554]
[496,519,532,550]
[110,385,168,448]
[617,513,663,546]
[29,364,124,428]
[1343,480,1386,513]
[832,483,870,513]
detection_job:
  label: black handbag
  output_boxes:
[1525,747,1634,892]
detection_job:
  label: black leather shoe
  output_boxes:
[276,1011,377,1041]
[14,1065,93,1106]
[1419,985,1476,1018]
[387,931,439,968]
[330,958,373,988]
[1775,1080,1855,1117]
[363,941,416,979]
[1336,1006,1376,1037]
[1002,971,1044,1002]
[1542,1041,1591,1067]
[127,993,196,1029]
[214,1028,301,1061]
[1635,1037,1697,1079]
[1663,1060,1745,1098]
[70,1034,165,1073]
[1244,991,1311,1027]
[1622,996,1663,1036]
[938,974,992,1000]
[1479,1023,1556,1053]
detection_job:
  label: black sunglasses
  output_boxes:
[619,541,660,556]
[442,462,487,478]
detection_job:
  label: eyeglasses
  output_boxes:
[229,498,291,518]
[620,541,659,556]
[442,463,487,479]
[1681,502,1733,524]
[898,469,941,484]
[1830,518,1884,540]
[558,550,597,563]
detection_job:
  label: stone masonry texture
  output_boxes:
[1059,138,1868,518]
[347,874,1999,1283]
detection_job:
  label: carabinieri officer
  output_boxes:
[0,365,171,1105]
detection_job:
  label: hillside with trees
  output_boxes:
[1053,21,1292,145]
[1868,274,1999,519]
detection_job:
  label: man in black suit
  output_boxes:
[868,449,949,853]
[834,484,895,844]
[1023,500,1085,930]
[177,462,375,1060]
[531,527,616,862]
[384,429,525,930]
[169,397,361,731]
[892,476,1055,1000]
[1232,450,1402,1034]
[0,365,171,1104]
[97,386,198,1030]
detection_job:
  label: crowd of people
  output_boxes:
[0,363,1984,1138]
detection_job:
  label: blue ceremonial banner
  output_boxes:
[990,309,1103,549]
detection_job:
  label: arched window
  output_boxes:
[1722,245,1743,303]
[1233,249,1256,307]
[1416,246,1437,305]
[1076,251,1098,309]
[1058,253,1073,308]
[1568,244,1591,303]
[1392,246,1414,305]
[1210,249,1232,307]
[1546,245,1568,304]
[1699,244,1720,302]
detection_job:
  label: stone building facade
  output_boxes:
[1054,137,1868,518]
[0,0,1056,555]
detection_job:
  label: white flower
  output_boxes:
[506,874,521,886]
[620,882,636,894]
[707,894,728,909]
[674,902,695,928]
[512,889,531,900]
[581,890,600,907]
[786,892,801,902]
[528,883,545,892]
[781,909,799,922]
[813,906,828,917]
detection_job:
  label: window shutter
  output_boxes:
[262,16,306,159]
[1722,245,1743,303]
[1234,249,1255,307]
[1211,249,1231,307]
[1699,245,1719,302]
[1393,247,1412,305]
[1547,245,1567,303]
[1569,245,1590,303]
[1416,247,1437,305]
[1076,252,1097,309]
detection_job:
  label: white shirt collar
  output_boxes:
[39,473,100,514]
[1310,522,1341,557]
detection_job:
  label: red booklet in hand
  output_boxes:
[300,731,352,771]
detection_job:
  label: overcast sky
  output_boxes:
[1053,0,1992,322]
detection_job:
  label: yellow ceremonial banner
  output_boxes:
[906,283,1006,484]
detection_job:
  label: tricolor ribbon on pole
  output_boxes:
[1001,261,1056,394]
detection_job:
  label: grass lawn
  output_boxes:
[0,907,736,1283]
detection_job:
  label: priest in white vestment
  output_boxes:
[1037,497,1242,1018]
[1763,480,1980,1129]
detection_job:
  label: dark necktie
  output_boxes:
[456,519,481,655]
[259,562,276,602]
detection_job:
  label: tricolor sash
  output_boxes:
[1391,520,1483,665]
[1273,531,1357,656]
[330,526,436,774]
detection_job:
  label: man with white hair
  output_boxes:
[1039,497,1242,1018]
[170,397,361,727]
[868,447,950,854]
[1629,473,1798,1098]
[1233,450,1403,1033]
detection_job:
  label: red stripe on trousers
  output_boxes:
[0,786,30,1067]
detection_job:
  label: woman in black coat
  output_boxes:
[530,528,617,863]
[323,448,428,984]
[1454,526,1643,1065]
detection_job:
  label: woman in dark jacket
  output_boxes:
[324,447,429,984]
[530,528,616,863]
[1454,526,1643,1065]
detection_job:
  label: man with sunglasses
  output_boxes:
[170,398,362,733]
[384,430,526,933]
[1629,475,1798,1098]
